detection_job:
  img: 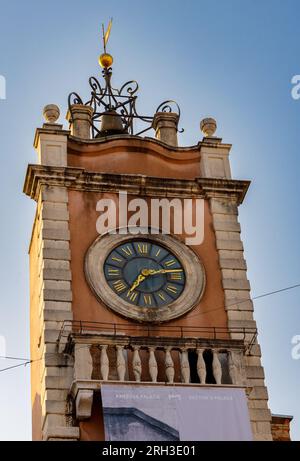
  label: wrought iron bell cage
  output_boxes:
[68,66,183,139]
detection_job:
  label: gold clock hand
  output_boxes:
[129,273,146,293]
[142,268,183,276]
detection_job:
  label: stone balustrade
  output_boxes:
[64,327,251,421]
[72,337,247,387]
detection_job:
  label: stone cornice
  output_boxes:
[23,164,250,204]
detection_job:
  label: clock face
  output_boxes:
[104,240,185,308]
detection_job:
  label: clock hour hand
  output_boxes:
[129,273,146,293]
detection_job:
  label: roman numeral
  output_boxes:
[169,272,183,280]
[143,294,152,305]
[158,292,166,301]
[121,246,133,256]
[113,280,127,293]
[138,243,148,255]
[108,268,120,276]
[164,259,176,267]
[111,256,122,263]
[127,291,138,302]
[166,285,178,294]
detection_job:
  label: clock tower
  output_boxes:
[24,45,274,441]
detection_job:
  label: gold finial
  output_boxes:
[99,18,113,68]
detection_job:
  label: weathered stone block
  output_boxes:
[43,301,72,311]
[43,353,73,367]
[249,408,271,422]
[256,422,273,434]
[43,220,69,230]
[222,278,251,290]
[41,187,68,203]
[245,355,262,367]
[249,386,268,400]
[221,268,248,279]
[44,330,60,343]
[210,200,238,215]
[228,319,257,330]
[42,240,69,250]
[43,400,67,415]
[216,239,244,251]
[43,269,72,281]
[247,378,266,387]
[220,258,247,270]
[43,248,71,260]
[225,298,253,311]
[43,310,73,321]
[42,414,66,430]
[42,228,70,241]
[44,375,73,390]
[248,344,261,357]
[225,289,250,300]
[43,260,70,270]
[227,310,254,321]
[43,426,80,441]
[42,389,68,403]
[246,366,265,379]
[42,202,69,221]
[214,220,241,232]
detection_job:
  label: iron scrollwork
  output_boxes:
[68,67,183,138]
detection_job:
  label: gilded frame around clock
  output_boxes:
[84,230,206,323]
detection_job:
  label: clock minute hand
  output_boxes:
[142,268,182,276]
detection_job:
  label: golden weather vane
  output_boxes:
[99,18,113,69]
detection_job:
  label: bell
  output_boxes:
[98,110,125,136]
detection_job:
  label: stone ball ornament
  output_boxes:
[43,104,60,124]
[200,117,217,137]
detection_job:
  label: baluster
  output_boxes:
[116,345,126,381]
[74,343,93,380]
[100,345,109,381]
[149,347,158,383]
[229,350,247,386]
[165,347,175,383]
[132,346,142,382]
[228,350,238,384]
[148,347,158,383]
[180,348,190,383]
[196,348,206,384]
[212,349,222,384]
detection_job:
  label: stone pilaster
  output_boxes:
[209,197,272,441]
[36,185,78,441]
[199,140,232,179]
[30,118,78,440]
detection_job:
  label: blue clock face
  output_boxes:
[104,240,185,308]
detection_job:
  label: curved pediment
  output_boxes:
[67,134,202,179]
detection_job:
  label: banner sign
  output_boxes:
[101,384,252,441]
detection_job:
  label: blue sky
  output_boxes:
[0,0,299,440]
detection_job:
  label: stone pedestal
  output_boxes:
[66,104,93,139]
[152,112,179,147]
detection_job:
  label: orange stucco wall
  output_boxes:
[29,210,43,441]
[68,191,227,331]
[67,138,228,440]
[67,138,202,179]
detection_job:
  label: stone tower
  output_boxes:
[24,48,273,441]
